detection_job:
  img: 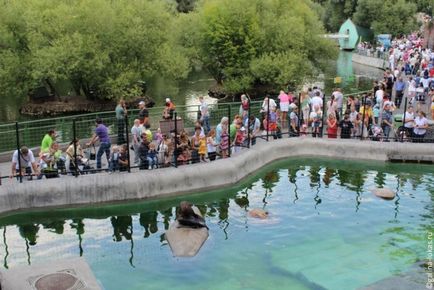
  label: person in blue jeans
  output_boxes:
[87,117,111,169]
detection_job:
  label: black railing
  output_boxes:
[1,96,433,184]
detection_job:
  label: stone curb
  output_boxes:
[0,138,433,217]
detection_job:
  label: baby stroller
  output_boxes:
[371,125,384,142]
[396,126,411,142]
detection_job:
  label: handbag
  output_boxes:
[89,145,96,160]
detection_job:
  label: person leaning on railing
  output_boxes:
[65,139,85,174]
[87,117,111,170]
[40,129,57,153]
[413,111,429,143]
[10,146,40,180]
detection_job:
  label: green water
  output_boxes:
[0,158,432,290]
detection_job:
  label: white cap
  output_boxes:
[138,101,145,106]
[166,98,170,103]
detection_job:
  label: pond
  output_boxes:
[0,52,384,124]
[0,158,432,290]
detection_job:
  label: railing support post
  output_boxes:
[228,105,231,157]
[402,96,408,142]
[15,122,22,183]
[174,112,178,168]
[73,120,78,177]
[360,95,368,140]
[125,115,131,173]
[247,103,251,148]
[266,97,270,142]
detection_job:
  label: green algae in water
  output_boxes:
[0,158,432,290]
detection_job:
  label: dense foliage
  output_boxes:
[0,0,189,100]
[353,0,418,36]
[313,0,431,34]
[0,0,337,99]
[178,0,338,93]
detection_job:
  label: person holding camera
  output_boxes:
[11,146,40,180]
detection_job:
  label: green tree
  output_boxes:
[182,0,337,93]
[0,0,189,101]
[415,0,433,16]
[353,0,418,36]
[318,0,358,32]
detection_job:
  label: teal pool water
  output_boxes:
[0,158,432,290]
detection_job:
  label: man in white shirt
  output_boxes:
[389,52,395,71]
[310,91,323,110]
[245,115,261,145]
[11,146,39,180]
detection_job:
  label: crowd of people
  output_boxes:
[9,32,433,180]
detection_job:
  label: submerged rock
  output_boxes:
[371,188,396,200]
[358,260,428,290]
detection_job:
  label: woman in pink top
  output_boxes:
[278,90,290,127]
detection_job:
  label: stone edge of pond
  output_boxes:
[0,138,433,217]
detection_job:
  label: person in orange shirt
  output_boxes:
[163,98,176,120]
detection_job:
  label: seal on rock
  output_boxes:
[165,201,209,257]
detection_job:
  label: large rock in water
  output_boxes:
[165,206,209,257]
[371,188,396,200]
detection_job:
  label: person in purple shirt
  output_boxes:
[87,117,111,169]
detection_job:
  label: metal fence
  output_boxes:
[0,100,263,154]
[3,89,432,184]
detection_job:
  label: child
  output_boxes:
[177,146,189,166]
[118,144,129,171]
[109,145,120,172]
[299,123,308,136]
[154,128,163,143]
[232,127,245,154]
[157,135,169,167]
[371,125,383,142]
[207,129,217,161]
[310,105,322,137]
[147,143,158,169]
[219,126,229,158]
[198,135,207,162]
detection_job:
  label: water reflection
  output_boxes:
[3,227,9,269]
[70,219,84,256]
[18,224,39,265]
[288,167,299,203]
[42,220,65,235]
[139,212,158,238]
[0,161,432,269]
